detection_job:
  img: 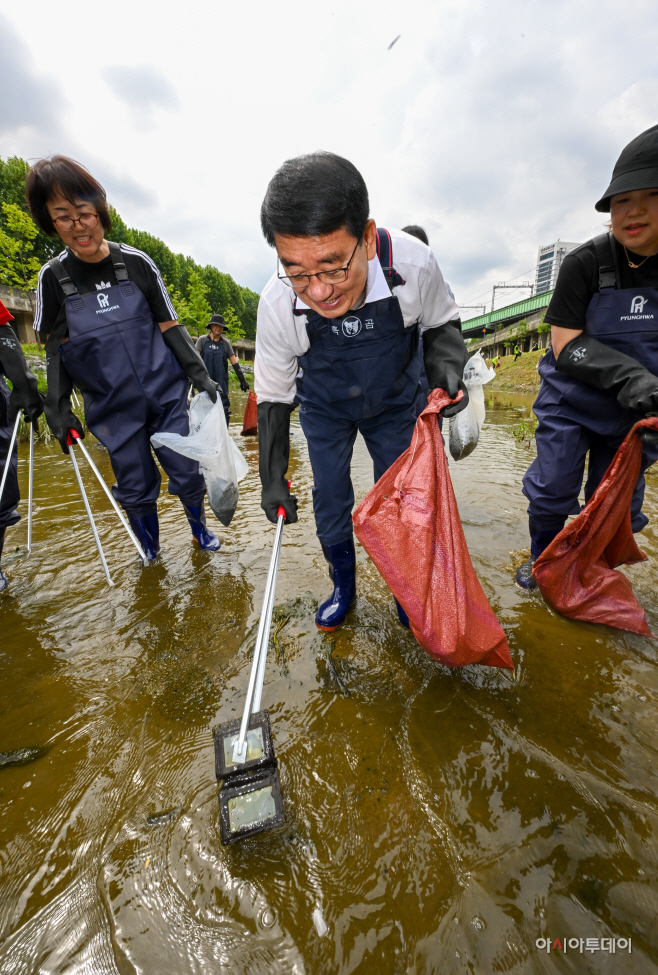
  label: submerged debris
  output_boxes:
[146,806,183,827]
[0,747,48,768]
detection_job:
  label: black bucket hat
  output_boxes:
[206,314,226,329]
[595,123,658,212]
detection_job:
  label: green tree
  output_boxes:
[0,156,58,264]
[0,203,42,289]
[239,286,259,340]
[222,304,245,342]
[180,271,212,336]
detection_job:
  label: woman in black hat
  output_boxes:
[195,314,250,426]
[517,123,658,588]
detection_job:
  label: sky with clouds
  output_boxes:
[1,0,657,316]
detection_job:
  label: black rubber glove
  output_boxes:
[162,324,217,403]
[43,351,84,453]
[423,320,469,417]
[556,333,658,414]
[232,361,250,392]
[257,401,298,524]
[641,415,658,445]
[0,325,43,424]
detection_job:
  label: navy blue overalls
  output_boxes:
[0,375,19,530]
[201,337,231,425]
[296,229,422,546]
[48,243,205,517]
[523,233,658,555]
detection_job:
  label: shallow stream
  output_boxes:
[1,391,657,973]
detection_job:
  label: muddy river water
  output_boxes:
[1,391,658,974]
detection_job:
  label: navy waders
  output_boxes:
[201,337,231,425]
[523,239,658,557]
[48,245,205,519]
[296,236,421,629]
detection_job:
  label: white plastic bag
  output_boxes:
[448,351,496,461]
[151,392,248,526]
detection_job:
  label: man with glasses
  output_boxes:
[256,152,468,631]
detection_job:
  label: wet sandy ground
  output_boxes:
[1,390,657,974]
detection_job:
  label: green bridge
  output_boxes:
[462,289,554,339]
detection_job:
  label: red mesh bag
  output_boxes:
[241,390,258,436]
[353,389,513,669]
[533,416,658,636]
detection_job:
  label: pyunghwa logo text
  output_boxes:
[95,292,120,315]
[620,295,654,321]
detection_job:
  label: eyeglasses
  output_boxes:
[52,212,99,233]
[277,239,361,292]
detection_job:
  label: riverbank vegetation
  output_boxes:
[484,349,544,390]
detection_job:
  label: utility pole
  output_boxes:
[491,282,533,312]
[459,304,487,319]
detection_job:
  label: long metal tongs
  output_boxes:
[66,429,114,587]
[232,499,287,765]
[68,431,147,565]
[0,412,21,507]
[27,421,34,554]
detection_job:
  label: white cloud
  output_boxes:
[1,0,657,309]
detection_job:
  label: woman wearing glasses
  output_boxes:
[28,155,220,560]
[256,151,469,631]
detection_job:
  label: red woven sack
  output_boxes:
[241,390,258,436]
[533,416,658,636]
[353,389,513,669]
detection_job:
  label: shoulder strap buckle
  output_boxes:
[376,228,406,292]
[47,256,79,297]
[593,232,618,290]
[107,241,129,282]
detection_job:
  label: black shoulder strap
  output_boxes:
[592,232,618,290]
[376,228,406,291]
[107,241,129,282]
[47,254,79,297]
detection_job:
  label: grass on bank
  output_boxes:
[484,348,544,390]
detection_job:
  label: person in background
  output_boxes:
[28,155,221,561]
[0,300,43,589]
[255,152,468,632]
[514,343,522,361]
[517,123,658,588]
[195,314,249,425]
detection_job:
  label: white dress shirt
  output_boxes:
[255,228,460,405]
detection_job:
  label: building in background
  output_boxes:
[534,240,581,295]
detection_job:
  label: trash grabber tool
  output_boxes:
[212,489,289,843]
[68,430,147,565]
[67,429,114,587]
[27,422,34,554]
[0,412,21,507]
[233,499,286,763]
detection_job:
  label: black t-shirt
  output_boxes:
[34,243,177,337]
[545,235,658,330]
